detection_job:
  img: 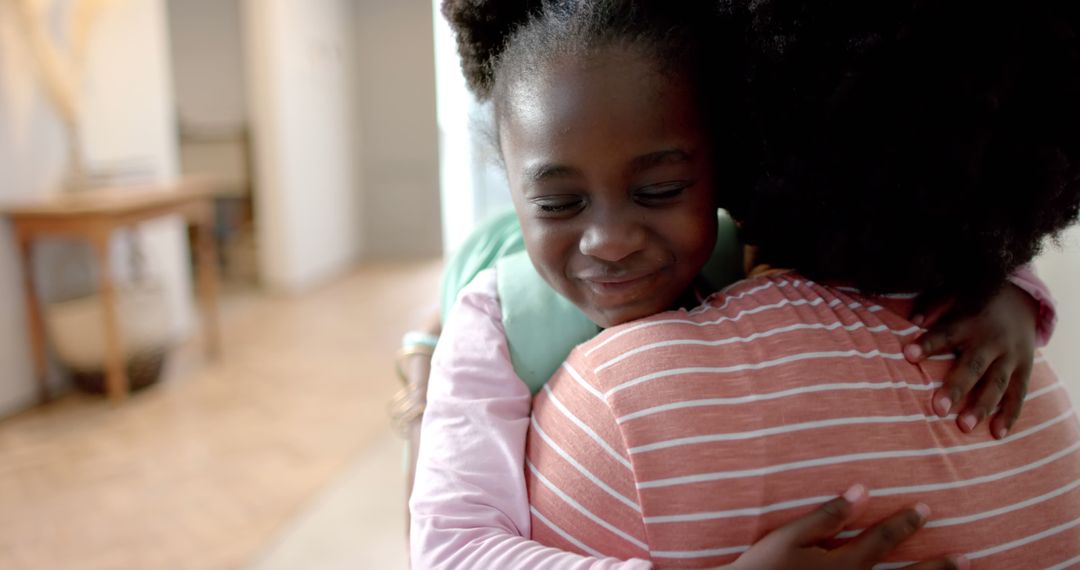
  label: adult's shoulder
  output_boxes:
[574,273,825,389]
[584,274,800,348]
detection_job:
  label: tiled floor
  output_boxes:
[0,259,440,570]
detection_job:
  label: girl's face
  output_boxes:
[499,47,718,328]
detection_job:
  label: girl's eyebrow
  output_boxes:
[525,149,692,182]
[525,164,581,182]
[630,149,692,172]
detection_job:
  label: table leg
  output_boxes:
[91,232,129,402]
[16,231,50,403]
[193,218,222,360]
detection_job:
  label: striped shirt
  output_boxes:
[527,273,1080,568]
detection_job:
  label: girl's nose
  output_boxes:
[579,218,647,262]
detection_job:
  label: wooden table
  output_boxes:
[1,179,224,403]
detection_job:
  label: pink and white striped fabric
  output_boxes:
[527,272,1080,568]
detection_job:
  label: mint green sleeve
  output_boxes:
[439,210,527,322]
[496,251,600,394]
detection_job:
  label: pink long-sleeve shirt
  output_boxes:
[408,267,1056,569]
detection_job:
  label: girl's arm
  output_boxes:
[397,307,441,546]
[1007,264,1057,346]
[409,269,650,569]
[903,265,1057,439]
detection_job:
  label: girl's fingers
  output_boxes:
[839,503,930,564]
[905,321,960,363]
[933,348,993,418]
[777,484,868,546]
[990,360,1032,439]
[912,297,957,331]
[956,358,1013,433]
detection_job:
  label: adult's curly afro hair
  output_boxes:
[727,0,1080,302]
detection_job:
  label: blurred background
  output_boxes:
[0,1,1076,569]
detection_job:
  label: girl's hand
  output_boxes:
[725,485,968,570]
[903,284,1039,439]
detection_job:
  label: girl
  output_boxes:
[409,1,1055,568]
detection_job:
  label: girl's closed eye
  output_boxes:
[529,195,585,217]
[634,181,693,205]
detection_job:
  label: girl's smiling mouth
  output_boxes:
[578,268,667,303]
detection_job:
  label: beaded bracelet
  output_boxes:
[395,331,439,386]
[402,331,438,350]
[390,331,439,432]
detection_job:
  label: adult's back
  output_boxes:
[526,272,1080,567]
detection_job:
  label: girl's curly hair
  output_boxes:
[439,0,540,99]
[440,1,734,110]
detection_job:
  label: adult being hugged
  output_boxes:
[527,0,1080,567]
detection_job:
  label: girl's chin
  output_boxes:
[589,301,670,329]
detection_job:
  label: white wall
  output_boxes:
[357,0,442,258]
[244,0,364,291]
[168,0,247,129]
[431,0,475,256]
[167,0,250,195]
[1036,226,1080,403]
[430,0,510,256]
[0,0,191,416]
[0,2,67,415]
